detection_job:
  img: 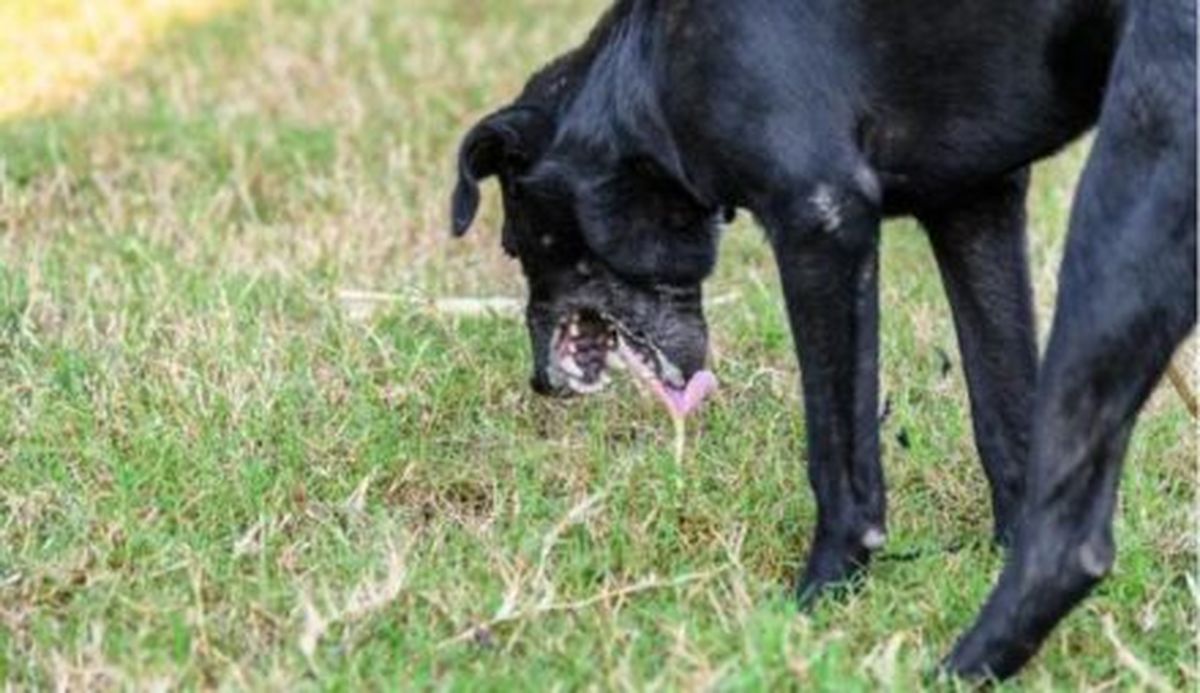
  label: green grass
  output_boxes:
[0,0,1195,689]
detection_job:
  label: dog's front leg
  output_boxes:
[764,185,885,604]
[920,170,1037,546]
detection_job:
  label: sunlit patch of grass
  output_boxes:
[0,0,242,120]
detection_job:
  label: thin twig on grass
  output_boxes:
[337,289,741,320]
[438,488,727,649]
[532,491,607,591]
[1102,614,1171,692]
[298,541,411,662]
[460,491,607,638]
[1165,360,1198,419]
[337,289,522,319]
[437,567,729,649]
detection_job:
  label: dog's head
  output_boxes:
[451,105,724,397]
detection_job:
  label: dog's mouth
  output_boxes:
[550,309,685,397]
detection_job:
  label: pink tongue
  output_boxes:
[653,370,717,419]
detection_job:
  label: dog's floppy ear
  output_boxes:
[575,156,721,285]
[451,107,553,236]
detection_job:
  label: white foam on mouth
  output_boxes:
[613,335,664,391]
[549,312,677,395]
[557,353,585,380]
[566,374,609,395]
[547,313,616,394]
[546,311,717,420]
[615,335,717,419]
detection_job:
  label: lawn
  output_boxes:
[0,0,1195,689]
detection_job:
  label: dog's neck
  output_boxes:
[516,0,643,119]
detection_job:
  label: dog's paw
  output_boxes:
[794,542,871,610]
[941,613,1034,685]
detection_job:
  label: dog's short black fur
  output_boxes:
[451,0,1196,680]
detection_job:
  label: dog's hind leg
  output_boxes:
[944,6,1197,678]
[920,169,1038,546]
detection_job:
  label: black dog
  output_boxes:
[451,0,1196,680]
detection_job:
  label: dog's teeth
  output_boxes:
[567,377,605,395]
[560,357,584,378]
